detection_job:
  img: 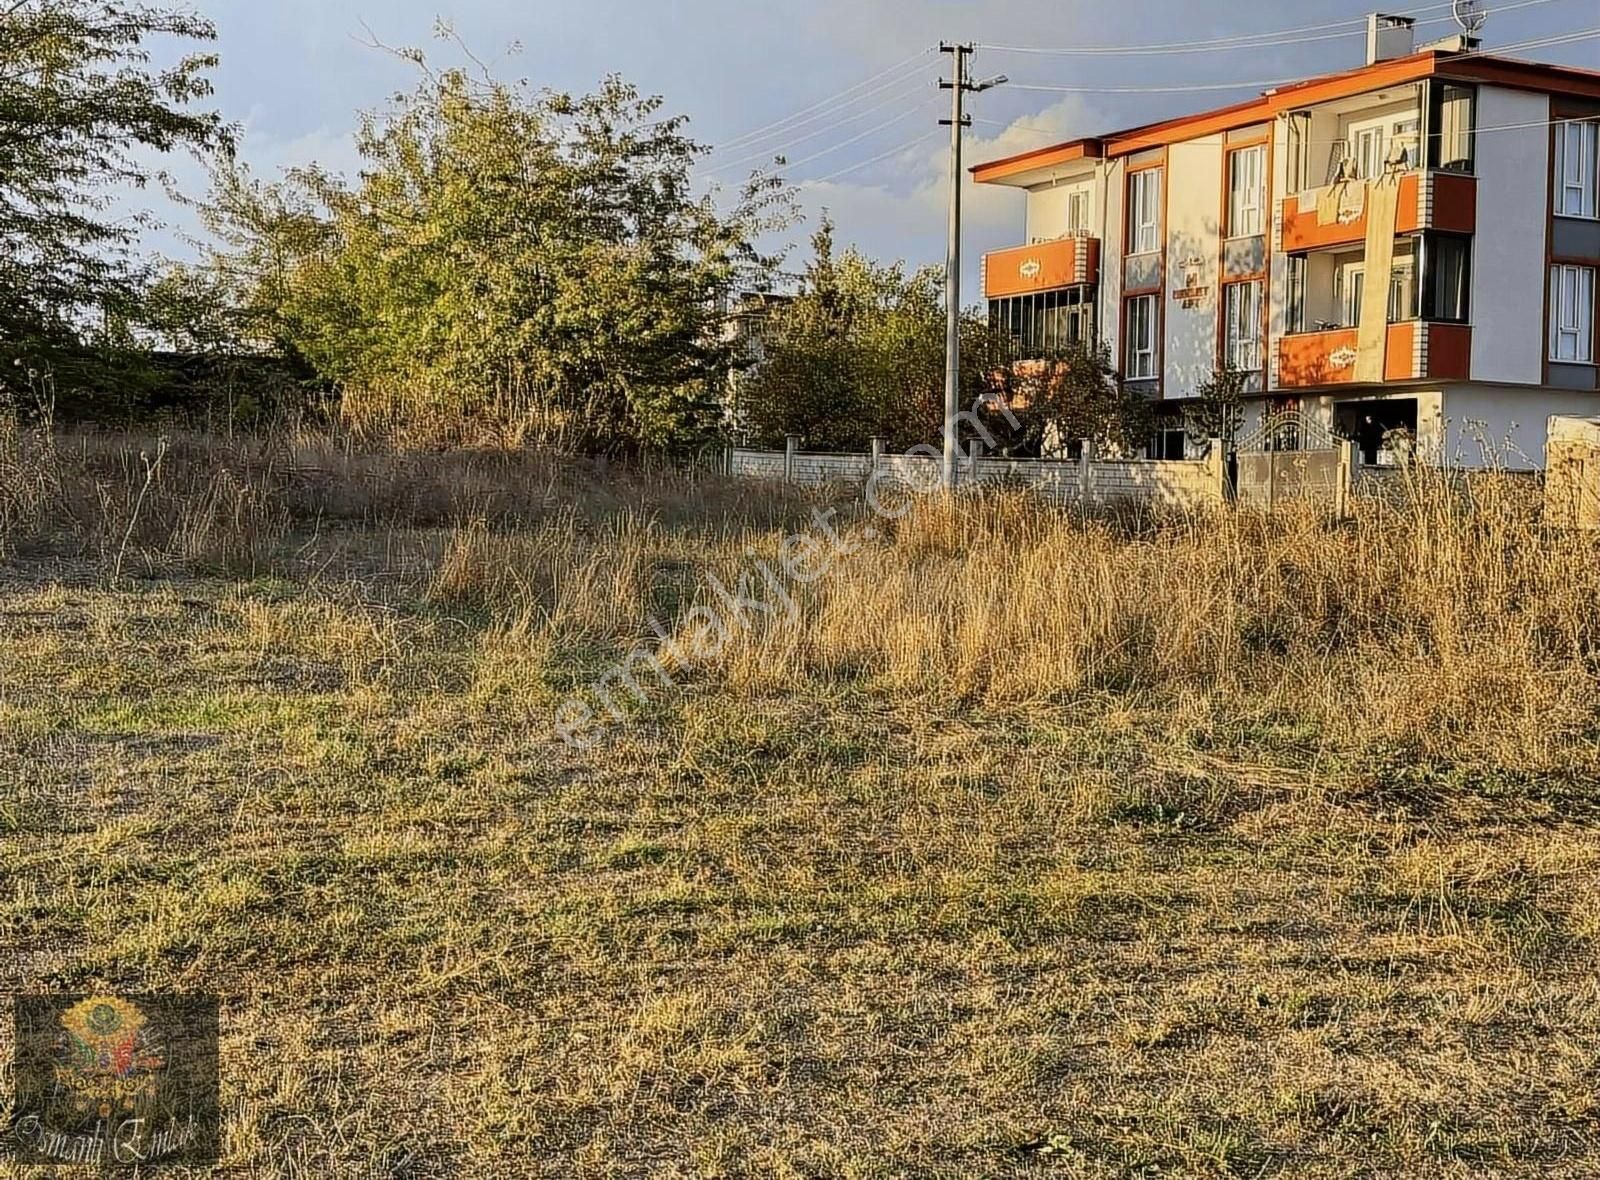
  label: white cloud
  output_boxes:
[786,96,1101,295]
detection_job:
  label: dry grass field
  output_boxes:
[3,423,1600,1177]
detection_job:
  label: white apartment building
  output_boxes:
[973,16,1600,467]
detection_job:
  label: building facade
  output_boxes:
[973,19,1600,467]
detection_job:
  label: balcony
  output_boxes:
[1278,171,1476,253]
[982,235,1100,299]
[1276,322,1472,389]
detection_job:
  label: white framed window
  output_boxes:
[1555,121,1599,220]
[1066,188,1090,235]
[1337,259,1414,327]
[1125,294,1158,380]
[1550,264,1596,363]
[1128,169,1162,255]
[1227,145,1265,238]
[1224,280,1263,371]
[1353,126,1384,181]
[1392,119,1420,169]
[1338,266,1364,328]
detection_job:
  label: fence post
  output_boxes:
[967,438,982,486]
[1336,438,1356,520]
[1078,438,1094,502]
[785,434,800,483]
[870,435,885,475]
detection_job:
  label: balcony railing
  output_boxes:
[1276,322,1472,389]
[982,235,1100,299]
[1278,171,1476,252]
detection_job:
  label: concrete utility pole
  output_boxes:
[939,44,1005,492]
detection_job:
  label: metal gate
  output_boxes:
[1233,410,1351,512]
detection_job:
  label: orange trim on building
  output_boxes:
[982,237,1101,298]
[972,51,1600,184]
[1441,57,1600,102]
[1281,173,1423,251]
[1278,172,1478,252]
[1278,324,1420,388]
[971,139,1104,185]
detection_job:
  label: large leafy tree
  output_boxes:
[0,1,230,376]
[978,341,1155,458]
[741,218,961,452]
[744,220,1154,457]
[199,43,789,453]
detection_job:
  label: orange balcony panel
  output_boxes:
[1277,324,1419,388]
[1279,172,1477,252]
[983,237,1100,299]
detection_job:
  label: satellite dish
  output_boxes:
[1453,0,1487,36]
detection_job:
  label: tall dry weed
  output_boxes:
[641,484,1600,769]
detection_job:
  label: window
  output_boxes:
[1125,295,1158,380]
[1147,426,1187,461]
[1428,83,1476,174]
[1550,264,1596,363]
[1286,255,1307,334]
[1338,260,1414,327]
[988,287,1096,359]
[1286,111,1311,195]
[1067,189,1090,234]
[1066,299,1094,347]
[1419,233,1471,323]
[1555,121,1599,220]
[1128,169,1162,255]
[1353,127,1384,181]
[1224,280,1263,371]
[1227,146,1265,238]
[1393,119,1420,169]
[1337,266,1361,328]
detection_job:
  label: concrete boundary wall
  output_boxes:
[729,443,1228,510]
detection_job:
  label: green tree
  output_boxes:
[978,339,1154,458]
[1188,362,1247,455]
[742,218,958,452]
[744,225,1160,458]
[200,43,789,454]
[0,1,230,380]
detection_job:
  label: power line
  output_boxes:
[707,77,934,174]
[974,0,1570,58]
[713,47,934,155]
[1010,78,1293,96]
[1001,26,1599,97]
[767,98,940,174]
[745,23,1598,187]
[808,129,941,184]
[1465,25,1600,54]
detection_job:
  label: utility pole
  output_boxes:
[939,44,1005,492]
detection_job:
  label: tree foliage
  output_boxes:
[746,221,1156,458]
[741,218,1011,452]
[198,43,789,453]
[978,341,1155,458]
[0,1,229,375]
[1187,362,1247,454]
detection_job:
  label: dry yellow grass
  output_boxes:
[1,424,1599,1177]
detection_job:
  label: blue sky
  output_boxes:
[145,0,1599,293]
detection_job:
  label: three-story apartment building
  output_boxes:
[973,16,1600,467]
